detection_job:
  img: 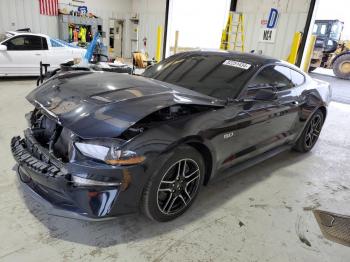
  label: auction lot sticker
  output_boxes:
[223,60,251,70]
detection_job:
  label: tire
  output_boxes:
[141,145,204,222]
[332,54,350,79]
[293,110,324,153]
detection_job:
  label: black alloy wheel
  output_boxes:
[141,145,204,222]
[304,114,322,149]
[293,109,324,152]
[157,158,201,215]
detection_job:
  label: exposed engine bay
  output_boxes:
[27,104,211,161]
[28,109,72,162]
[120,104,211,140]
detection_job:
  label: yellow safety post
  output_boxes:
[156,26,163,62]
[174,31,179,54]
[302,35,317,72]
[287,32,302,64]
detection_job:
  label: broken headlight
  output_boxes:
[74,140,145,166]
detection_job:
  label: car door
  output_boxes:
[217,65,301,169]
[0,35,47,75]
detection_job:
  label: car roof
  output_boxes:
[178,49,280,67]
[5,31,48,38]
[177,49,307,74]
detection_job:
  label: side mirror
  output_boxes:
[254,89,277,101]
[0,44,7,51]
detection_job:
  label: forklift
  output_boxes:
[310,20,350,79]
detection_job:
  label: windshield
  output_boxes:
[143,53,254,100]
[330,22,343,40]
[313,23,328,36]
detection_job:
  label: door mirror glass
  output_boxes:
[254,89,277,101]
[0,44,7,51]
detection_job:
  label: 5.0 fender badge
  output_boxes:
[224,131,238,139]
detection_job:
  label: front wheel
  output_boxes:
[333,54,350,79]
[141,145,204,222]
[293,110,324,153]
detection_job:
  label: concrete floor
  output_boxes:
[1,77,350,262]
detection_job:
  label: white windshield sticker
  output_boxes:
[223,60,251,70]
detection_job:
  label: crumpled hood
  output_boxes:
[26,71,223,138]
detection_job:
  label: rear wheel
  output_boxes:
[333,54,350,79]
[141,145,204,222]
[293,110,324,153]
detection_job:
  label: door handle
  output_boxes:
[35,53,41,56]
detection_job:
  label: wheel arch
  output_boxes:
[318,105,327,120]
[331,51,350,65]
[161,135,216,186]
[186,141,213,185]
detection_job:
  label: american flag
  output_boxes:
[39,0,59,16]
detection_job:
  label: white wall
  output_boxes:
[0,0,166,59]
[0,0,59,37]
[236,0,311,60]
[132,0,166,59]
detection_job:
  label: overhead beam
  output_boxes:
[162,0,170,59]
[296,0,317,66]
[230,0,238,11]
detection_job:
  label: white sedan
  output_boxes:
[0,32,86,76]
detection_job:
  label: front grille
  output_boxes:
[29,109,71,162]
[11,135,67,178]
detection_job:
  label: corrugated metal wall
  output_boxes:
[0,0,59,37]
[0,0,165,59]
[132,0,166,59]
[237,0,311,60]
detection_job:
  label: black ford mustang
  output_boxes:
[11,51,331,222]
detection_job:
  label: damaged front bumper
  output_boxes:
[10,131,148,220]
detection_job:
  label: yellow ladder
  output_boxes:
[220,12,245,52]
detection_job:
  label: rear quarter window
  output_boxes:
[290,69,305,86]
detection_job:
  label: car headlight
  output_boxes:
[75,140,145,165]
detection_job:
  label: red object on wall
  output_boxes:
[39,0,58,16]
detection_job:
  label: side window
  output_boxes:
[247,65,293,95]
[290,69,305,86]
[320,24,327,35]
[4,35,46,51]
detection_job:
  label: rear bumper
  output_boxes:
[11,133,148,220]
